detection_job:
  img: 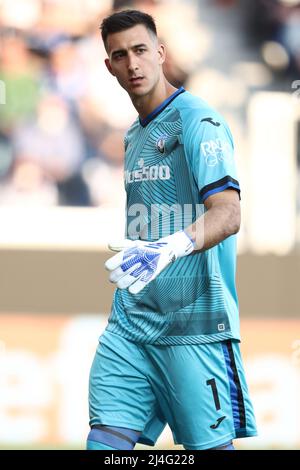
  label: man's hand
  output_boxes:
[105,231,194,294]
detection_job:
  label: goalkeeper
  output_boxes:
[87,10,257,451]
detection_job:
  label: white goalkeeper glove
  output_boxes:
[105,231,195,295]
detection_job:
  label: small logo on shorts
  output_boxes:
[218,323,225,332]
[210,416,227,429]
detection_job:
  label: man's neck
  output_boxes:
[131,80,178,121]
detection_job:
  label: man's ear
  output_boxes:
[105,58,115,76]
[157,43,166,66]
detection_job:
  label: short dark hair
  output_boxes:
[100,10,157,49]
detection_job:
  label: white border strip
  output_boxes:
[0,207,125,251]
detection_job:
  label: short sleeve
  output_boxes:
[182,112,240,203]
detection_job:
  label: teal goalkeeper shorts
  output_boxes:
[89,330,257,450]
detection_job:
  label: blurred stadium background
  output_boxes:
[0,0,300,450]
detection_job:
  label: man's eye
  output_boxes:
[114,53,125,60]
[137,49,146,54]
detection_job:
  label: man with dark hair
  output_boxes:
[101,9,157,46]
[87,9,257,451]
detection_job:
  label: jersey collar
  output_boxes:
[139,86,185,128]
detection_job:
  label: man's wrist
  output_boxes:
[170,230,195,258]
[183,230,196,248]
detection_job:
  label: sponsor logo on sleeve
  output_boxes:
[201,139,232,167]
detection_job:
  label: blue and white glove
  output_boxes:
[105,231,195,294]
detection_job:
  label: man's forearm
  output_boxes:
[185,203,240,252]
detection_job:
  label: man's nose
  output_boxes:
[127,52,139,72]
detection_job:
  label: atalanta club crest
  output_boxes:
[156,136,167,154]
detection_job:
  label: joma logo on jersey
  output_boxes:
[125,165,171,184]
[201,139,232,167]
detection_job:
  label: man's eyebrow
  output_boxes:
[132,43,147,49]
[111,44,148,57]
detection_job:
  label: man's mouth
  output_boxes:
[129,77,144,85]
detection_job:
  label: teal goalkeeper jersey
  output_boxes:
[106,87,241,345]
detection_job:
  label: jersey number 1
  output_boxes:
[206,378,221,411]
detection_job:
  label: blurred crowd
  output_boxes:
[0,0,299,208]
